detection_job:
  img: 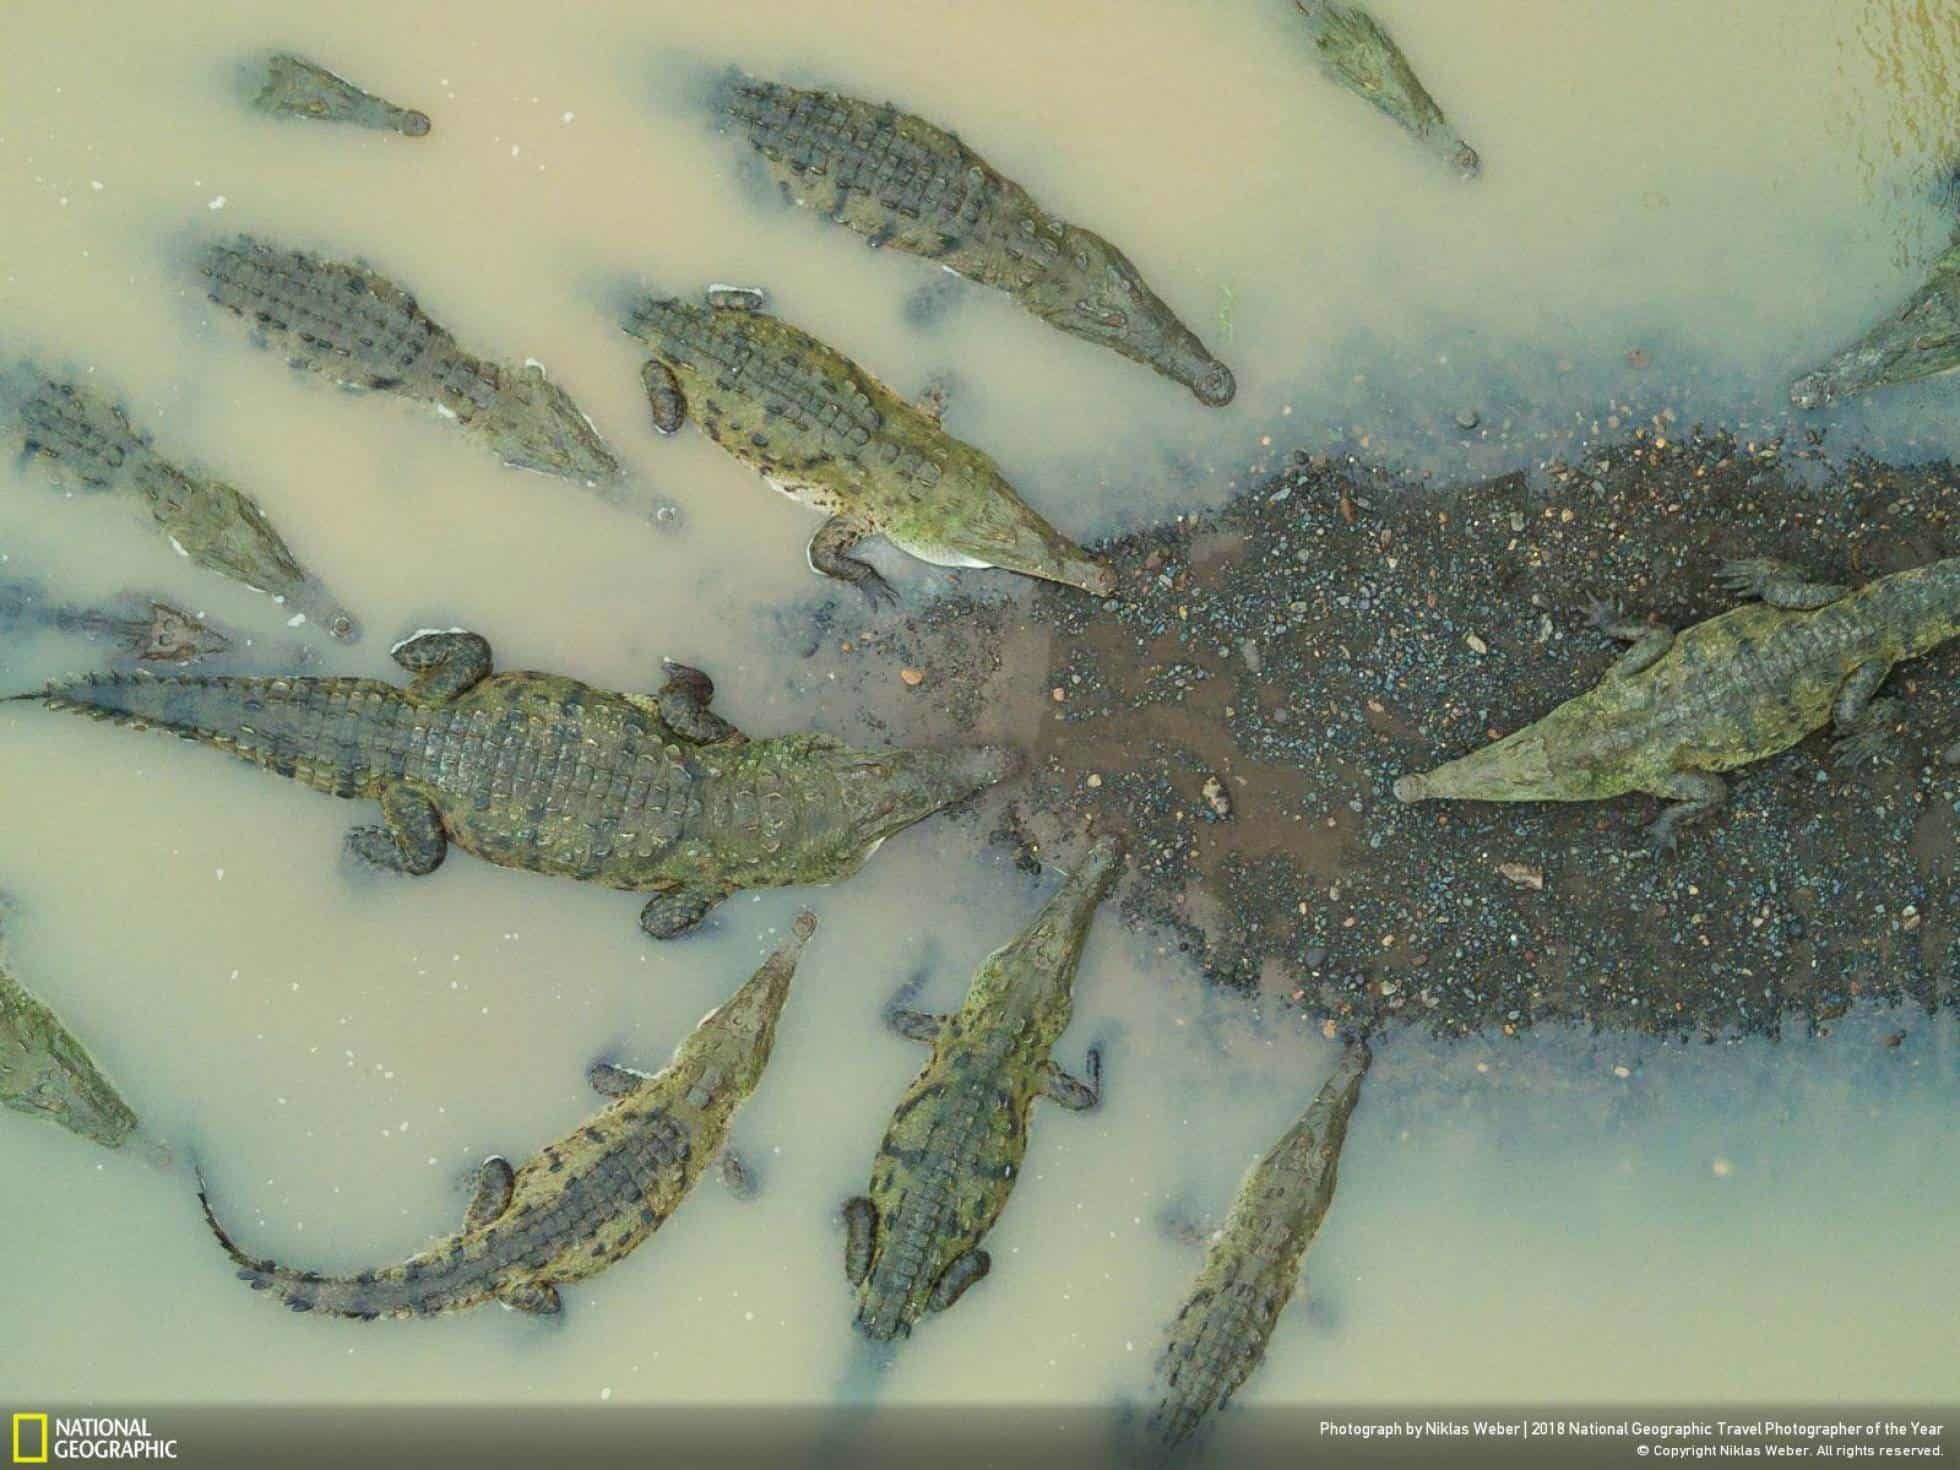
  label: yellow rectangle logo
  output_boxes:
[11,1413,48,1465]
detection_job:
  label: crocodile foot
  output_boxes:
[638,885,723,940]
[1833,698,1904,768]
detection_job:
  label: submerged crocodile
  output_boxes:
[13,631,1015,938]
[1,915,163,1159]
[1394,555,1960,849]
[1293,2,1480,178]
[198,236,620,485]
[200,916,815,1319]
[1145,1041,1371,1451]
[1791,235,1960,408]
[711,74,1236,406]
[0,577,229,663]
[844,834,1121,1340]
[624,290,1116,602]
[249,53,431,136]
[6,373,358,642]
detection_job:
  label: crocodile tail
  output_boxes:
[195,1179,455,1322]
[14,671,390,796]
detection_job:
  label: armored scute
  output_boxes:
[198,236,620,485]
[6,374,358,642]
[200,918,815,1319]
[1395,556,1960,849]
[15,632,1017,938]
[625,292,1116,601]
[844,835,1121,1340]
[250,53,431,137]
[1146,1042,1371,1450]
[713,74,1236,406]
[1292,1,1480,177]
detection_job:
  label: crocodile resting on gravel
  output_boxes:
[0,577,229,664]
[197,236,619,485]
[1394,555,1960,849]
[1,914,164,1160]
[1146,1041,1370,1451]
[249,53,431,136]
[6,372,358,642]
[199,916,815,1319]
[12,631,1017,938]
[844,834,1121,1340]
[625,289,1116,602]
[712,73,1236,407]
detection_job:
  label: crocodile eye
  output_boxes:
[1075,302,1127,331]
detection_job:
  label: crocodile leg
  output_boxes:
[924,1248,991,1313]
[347,784,447,875]
[1585,600,1674,678]
[1641,770,1727,854]
[843,1196,878,1286]
[639,885,727,940]
[641,359,686,436]
[809,515,898,610]
[390,629,492,699]
[464,1157,515,1230]
[1043,1047,1103,1111]
[587,1061,653,1098]
[1831,660,1903,767]
[716,1148,761,1200]
[1716,558,1851,609]
[657,659,740,744]
[495,1283,562,1316]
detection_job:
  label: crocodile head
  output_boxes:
[966,832,1123,1022]
[1020,224,1236,407]
[670,912,816,1103]
[132,602,232,663]
[840,744,1022,850]
[481,364,622,485]
[0,1015,140,1150]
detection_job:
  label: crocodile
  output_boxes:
[1145,1041,1371,1451]
[624,291,1116,602]
[710,73,1236,407]
[199,915,815,1319]
[197,236,621,485]
[1393,555,1960,849]
[1,914,163,1159]
[1293,1,1481,178]
[843,833,1121,1340]
[12,630,1017,938]
[249,53,431,136]
[0,577,230,663]
[1791,235,1960,408]
[6,373,358,642]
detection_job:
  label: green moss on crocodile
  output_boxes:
[712,74,1235,406]
[843,834,1121,1340]
[6,373,358,642]
[1394,555,1960,849]
[624,290,1116,603]
[14,631,1016,938]
[1293,1,1481,177]
[1146,1041,1370,1451]
[198,236,620,485]
[199,916,815,1320]
[249,53,431,136]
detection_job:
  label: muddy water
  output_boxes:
[0,0,1955,1441]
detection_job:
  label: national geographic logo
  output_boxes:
[10,1416,177,1461]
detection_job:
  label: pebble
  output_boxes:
[1201,775,1233,819]
[1455,408,1480,431]
[1466,633,1489,655]
[899,667,925,686]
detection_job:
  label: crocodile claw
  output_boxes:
[1582,598,1621,631]
[857,569,901,612]
[1715,558,1780,598]
[1833,699,1904,768]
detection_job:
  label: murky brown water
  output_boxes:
[1,0,1955,1445]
